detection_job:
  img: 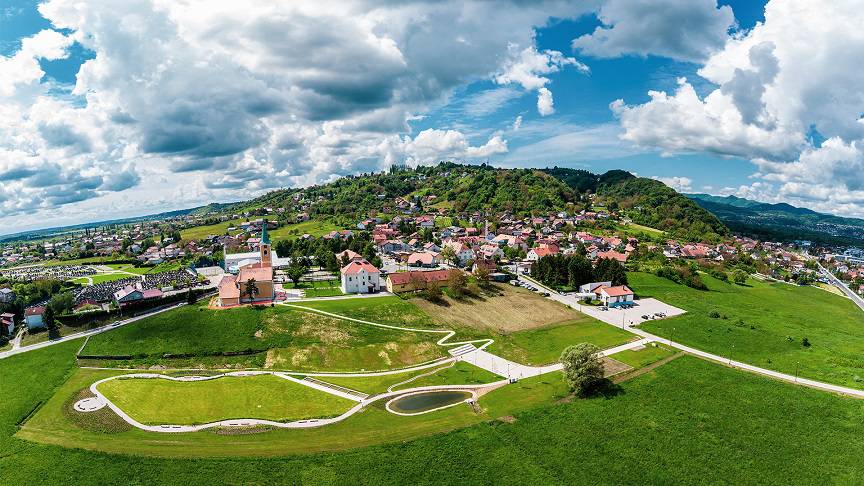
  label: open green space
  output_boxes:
[611,343,677,369]
[298,297,438,328]
[9,342,864,483]
[80,302,445,371]
[97,374,354,425]
[632,271,864,389]
[489,319,635,366]
[290,279,344,298]
[180,219,245,241]
[268,220,341,240]
[390,361,501,391]
[88,273,135,284]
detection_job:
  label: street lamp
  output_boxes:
[795,361,800,383]
[728,344,734,366]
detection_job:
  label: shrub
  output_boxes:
[708,310,721,319]
[802,337,811,347]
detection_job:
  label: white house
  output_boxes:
[578,281,612,294]
[526,246,558,262]
[340,259,381,294]
[443,241,475,264]
[596,285,634,307]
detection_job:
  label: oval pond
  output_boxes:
[388,391,473,414]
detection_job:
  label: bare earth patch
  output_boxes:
[412,284,581,332]
[602,357,633,378]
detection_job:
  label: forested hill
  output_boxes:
[688,194,864,245]
[241,163,579,217]
[542,167,729,241]
[236,163,729,241]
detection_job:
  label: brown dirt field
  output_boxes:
[411,284,581,332]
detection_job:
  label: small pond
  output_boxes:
[388,391,473,414]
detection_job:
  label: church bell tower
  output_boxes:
[260,221,272,267]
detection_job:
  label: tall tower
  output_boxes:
[260,221,272,267]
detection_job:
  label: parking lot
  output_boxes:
[570,297,686,328]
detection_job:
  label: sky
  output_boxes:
[0,0,863,235]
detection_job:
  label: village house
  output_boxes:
[1,312,14,336]
[385,269,457,293]
[340,259,382,294]
[596,285,634,307]
[24,306,45,330]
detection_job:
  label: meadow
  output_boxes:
[97,374,354,425]
[80,303,445,371]
[633,271,864,389]
[7,341,864,483]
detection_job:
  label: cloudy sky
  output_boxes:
[1,0,862,234]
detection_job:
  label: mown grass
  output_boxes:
[80,302,445,371]
[489,319,635,366]
[611,343,677,369]
[97,374,354,425]
[9,343,864,483]
[390,361,501,391]
[298,297,439,328]
[632,271,864,389]
[268,220,341,240]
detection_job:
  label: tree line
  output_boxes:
[531,254,628,289]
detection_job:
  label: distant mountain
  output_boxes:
[0,203,237,243]
[687,193,864,246]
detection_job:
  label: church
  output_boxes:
[217,225,275,307]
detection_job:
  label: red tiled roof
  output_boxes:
[25,306,45,316]
[341,259,380,275]
[218,275,240,299]
[598,285,633,297]
[387,269,454,285]
[238,265,273,283]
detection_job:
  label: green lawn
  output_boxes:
[290,279,344,298]
[268,220,341,240]
[10,341,864,482]
[611,343,677,369]
[97,374,354,425]
[632,271,864,389]
[180,219,245,241]
[88,273,135,284]
[390,361,501,391]
[312,367,447,395]
[298,296,439,328]
[489,319,636,366]
[79,302,445,371]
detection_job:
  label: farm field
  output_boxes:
[179,219,245,241]
[97,374,354,425]
[410,284,583,332]
[9,342,864,483]
[633,271,864,389]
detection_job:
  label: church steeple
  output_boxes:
[260,220,272,267]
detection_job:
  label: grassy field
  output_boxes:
[633,271,864,389]
[11,343,864,484]
[390,361,501,391]
[490,319,635,365]
[268,220,341,240]
[11,342,864,483]
[411,284,583,332]
[290,279,344,298]
[298,297,438,328]
[180,219,244,241]
[97,374,354,425]
[79,302,445,371]
[611,343,677,369]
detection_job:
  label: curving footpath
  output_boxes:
[80,370,510,433]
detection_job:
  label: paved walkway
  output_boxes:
[458,338,653,379]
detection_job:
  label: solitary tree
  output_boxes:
[449,269,468,297]
[732,269,748,285]
[560,343,604,396]
[440,245,457,266]
[287,260,306,286]
[475,265,491,288]
[243,278,260,301]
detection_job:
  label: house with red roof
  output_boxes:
[526,246,559,261]
[385,269,457,293]
[595,285,634,307]
[340,259,381,294]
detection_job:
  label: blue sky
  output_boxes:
[1,0,862,234]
